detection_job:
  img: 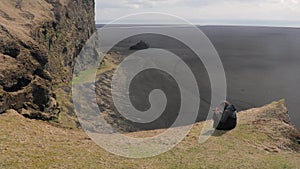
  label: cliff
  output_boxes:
[0,100,299,168]
[0,0,95,120]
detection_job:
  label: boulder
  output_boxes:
[129,40,150,50]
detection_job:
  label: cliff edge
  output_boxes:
[0,100,299,168]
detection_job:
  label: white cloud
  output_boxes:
[95,0,300,26]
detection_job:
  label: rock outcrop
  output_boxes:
[237,100,300,152]
[129,40,150,50]
[0,0,95,120]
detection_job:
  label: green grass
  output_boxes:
[54,58,117,129]
[263,155,294,169]
[2,70,300,168]
[234,124,271,143]
[71,59,116,85]
[72,68,98,85]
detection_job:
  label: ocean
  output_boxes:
[96,24,300,128]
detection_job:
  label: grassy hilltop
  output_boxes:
[1,100,299,168]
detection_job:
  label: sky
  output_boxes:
[95,0,300,27]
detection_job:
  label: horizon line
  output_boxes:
[95,19,300,28]
[95,23,300,29]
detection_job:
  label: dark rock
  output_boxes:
[0,39,20,58]
[34,68,52,81]
[129,40,150,50]
[30,51,48,66]
[3,77,31,92]
[32,85,50,111]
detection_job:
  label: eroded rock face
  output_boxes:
[0,0,95,120]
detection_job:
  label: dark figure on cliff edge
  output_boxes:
[213,101,237,130]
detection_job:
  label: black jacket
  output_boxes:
[214,104,237,130]
[220,104,237,123]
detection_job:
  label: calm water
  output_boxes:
[96,24,300,128]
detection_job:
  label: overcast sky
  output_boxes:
[95,0,300,27]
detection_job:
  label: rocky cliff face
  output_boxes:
[0,0,95,120]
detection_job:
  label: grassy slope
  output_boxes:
[0,101,299,169]
[53,56,118,129]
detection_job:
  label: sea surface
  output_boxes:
[96,24,300,128]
